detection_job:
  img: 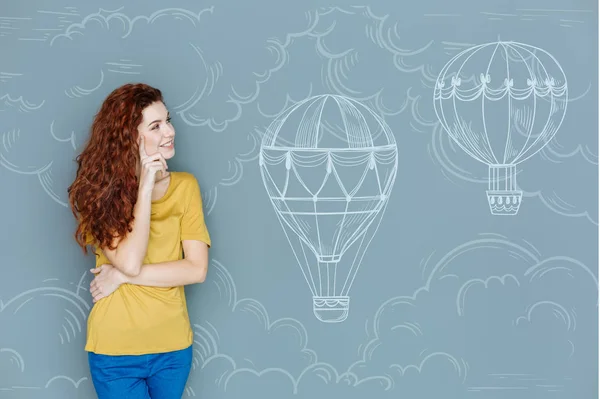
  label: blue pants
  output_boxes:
[88,345,193,399]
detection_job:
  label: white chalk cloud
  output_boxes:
[347,234,596,397]
[0,241,594,397]
[0,273,93,396]
[0,5,267,207]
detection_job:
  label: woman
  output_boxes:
[68,83,211,399]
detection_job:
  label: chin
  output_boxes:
[161,147,175,159]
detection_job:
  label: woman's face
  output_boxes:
[137,101,176,160]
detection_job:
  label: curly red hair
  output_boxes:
[68,83,164,254]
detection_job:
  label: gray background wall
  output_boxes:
[0,0,598,398]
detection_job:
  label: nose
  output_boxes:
[163,123,175,137]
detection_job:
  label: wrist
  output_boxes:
[137,184,153,200]
[118,269,131,285]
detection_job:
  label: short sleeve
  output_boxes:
[180,175,211,247]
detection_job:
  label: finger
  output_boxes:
[154,159,168,172]
[146,161,168,174]
[144,152,167,170]
[90,267,101,274]
[139,136,148,158]
[141,152,165,166]
[142,159,167,174]
[153,152,168,170]
[95,290,107,300]
[92,284,103,295]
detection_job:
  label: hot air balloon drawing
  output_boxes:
[433,41,568,215]
[259,94,398,323]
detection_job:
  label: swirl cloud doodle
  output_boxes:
[0,239,595,397]
[180,236,595,397]
[345,234,597,397]
[182,259,469,397]
[0,273,92,396]
[0,6,269,208]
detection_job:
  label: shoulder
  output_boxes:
[171,171,202,195]
[170,172,205,212]
[173,171,198,185]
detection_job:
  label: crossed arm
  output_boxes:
[121,239,209,286]
[124,239,209,287]
[90,239,208,302]
[90,243,208,301]
[90,177,210,302]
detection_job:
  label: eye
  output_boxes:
[166,117,172,124]
[152,124,159,130]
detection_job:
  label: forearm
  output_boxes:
[107,189,153,276]
[123,258,207,288]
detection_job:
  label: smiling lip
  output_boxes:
[160,139,174,148]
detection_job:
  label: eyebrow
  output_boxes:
[147,112,170,127]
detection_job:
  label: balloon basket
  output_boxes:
[486,190,523,215]
[313,296,350,323]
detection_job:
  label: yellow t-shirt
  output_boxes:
[84,171,211,355]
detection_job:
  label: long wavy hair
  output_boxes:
[68,83,163,254]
